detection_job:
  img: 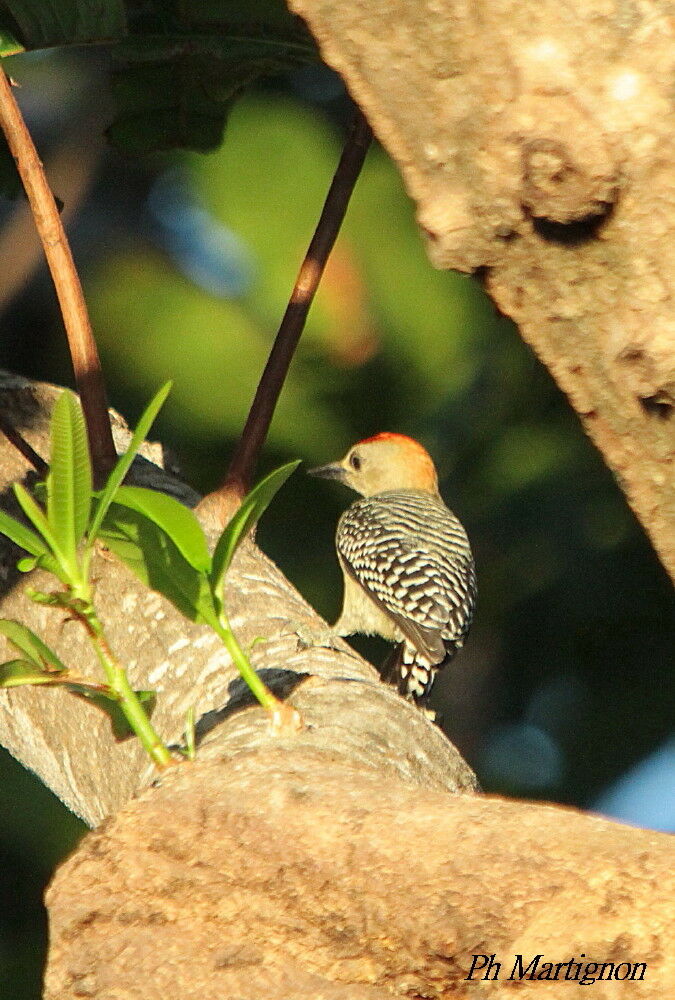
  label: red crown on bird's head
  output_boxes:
[357,433,438,492]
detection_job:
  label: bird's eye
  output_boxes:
[349,453,362,471]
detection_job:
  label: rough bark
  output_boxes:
[1,375,672,996]
[45,755,674,999]
[287,0,675,581]
[0,372,474,826]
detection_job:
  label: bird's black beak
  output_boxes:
[307,461,347,483]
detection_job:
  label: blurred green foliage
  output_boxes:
[88,96,496,465]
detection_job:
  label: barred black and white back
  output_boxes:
[336,488,476,702]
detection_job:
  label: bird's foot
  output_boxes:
[282,618,343,653]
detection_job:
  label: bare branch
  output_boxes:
[0,67,116,485]
[0,407,48,475]
[197,108,372,529]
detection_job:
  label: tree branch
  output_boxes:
[1,377,669,998]
[0,67,116,485]
[44,753,673,999]
[0,372,471,825]
[287,0,675,582]
[197,108,372,529]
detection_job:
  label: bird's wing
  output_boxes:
[337,494,476,663]
[339,530,453,663]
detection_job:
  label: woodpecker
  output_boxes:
[309,433,476,703]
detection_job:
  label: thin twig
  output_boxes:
[0,410,48,476]
[197,109,373,529]
[0,66,116,485]
[0,113,103,314]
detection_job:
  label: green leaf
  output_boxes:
[25,588,67,607]
[110,486,210,572]
[100,505,215,623]
[0,29,23,56]
[0,658,153,741]
[12,484,60,553]
[0,659,60,686]
[16,556,37,572]
[108,25,316,154]
[0,620,66,672]
[210,460,300,596]
[15,549,64,577]
[25,589,58,606]
[0,506,50,559]
[47,391,92,567]
[0,0,127,48]
[68,686,156,742]
[87,381,172,546]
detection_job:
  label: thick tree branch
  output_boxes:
[4,6,675,980]
[44,754,673,999]
[287,0,675,582]
[0,372,472,825]
[0,375,670,999]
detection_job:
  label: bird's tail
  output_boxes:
[380,639,461,703]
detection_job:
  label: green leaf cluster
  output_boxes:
[0,385,173,749]
[0,0,126,49]
[100,460,300,627]
[0,1,318,156]
[0,382,170,584]
[0,383,299,751]
[0,619,154,740]
[98,454,300,713]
